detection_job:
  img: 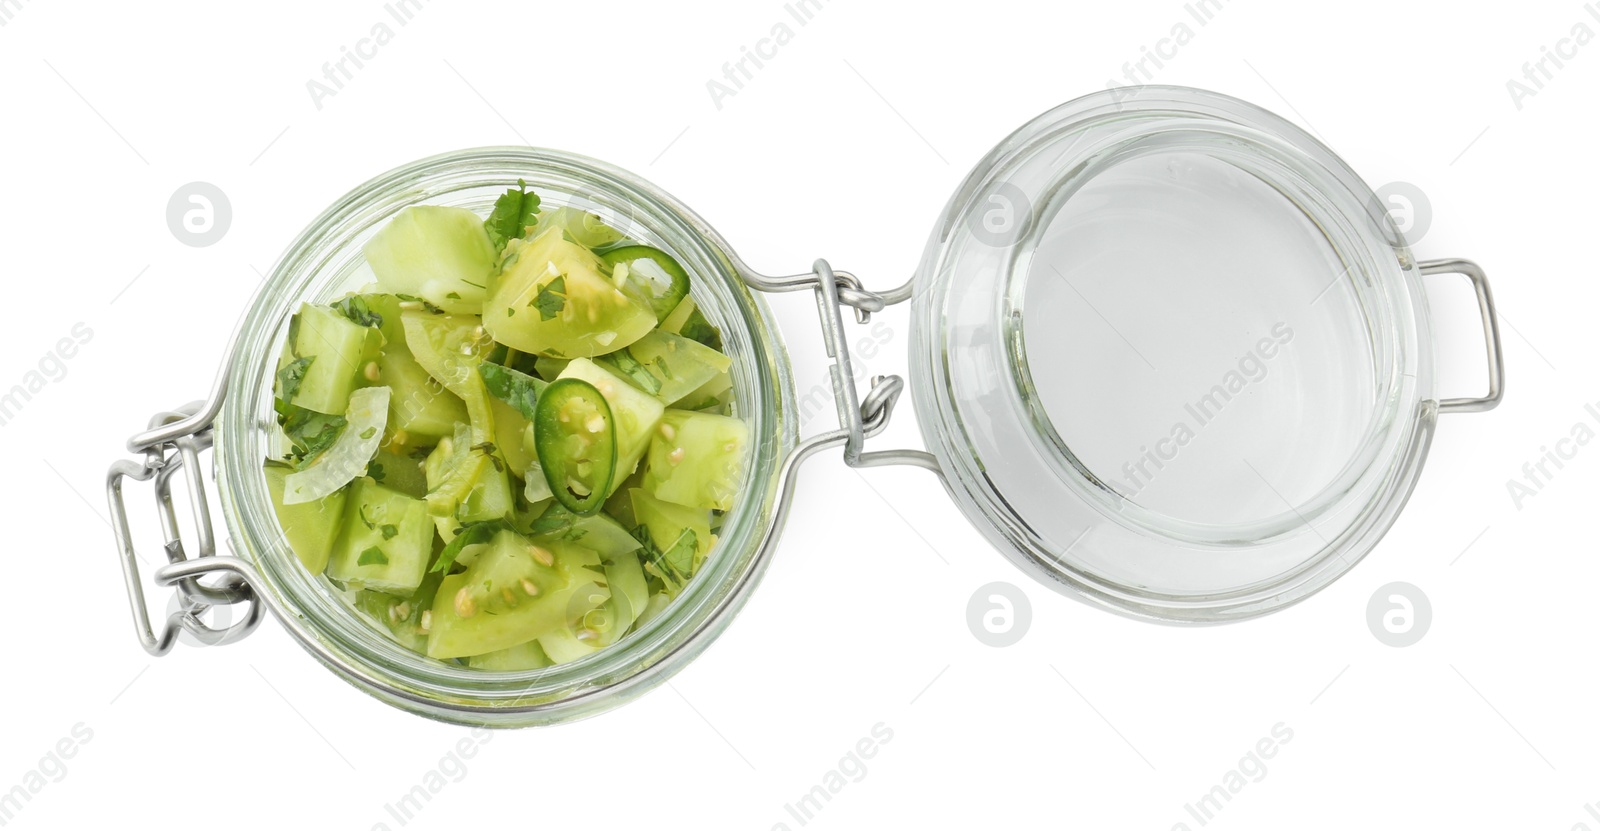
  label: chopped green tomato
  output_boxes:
[355,569,442,652]
[488,396,536,475]
[467,639,552,671]
[523,449,554,504]
[278,302,381,415]
[599,330,733,405]
[658,295,698,335]
[533,378,617,515]
[379,337,468,439]
[533,356,570,381]
[282,386,390,505]
[594,551,648,647]
[426,531,609,659]
[477,361,544,475]
[538,625,603,665]
[481,228,655,358]
[674,369,734,416]
[534,206,627,250]
[423,424,489,518]
[400,311,494,399]
[556,358,664,488]
[364,205,498,314]
[646,409,749,511]
[526,502,643,559]
[630,488,713,591]
[367,448,428,498]
[422,427,512,547]
[600,245,691,322]
[603,468,647,529]
[327,478,434,595]
[633,591,674,630]
[263,461,347,573]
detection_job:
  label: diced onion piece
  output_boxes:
[283,387,391,505]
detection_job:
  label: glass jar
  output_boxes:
[108,86,1503,726]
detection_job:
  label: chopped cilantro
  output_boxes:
[332,295,383,328]
[662,529,697,576]
[484,179,541,253]
[532,276,567,321]
[380,524,399,540]
[357,547,389,567]
[276,356,314,403]
[431,520,511,574]
[679,308,722,351]
[631,524,694,586]
[477,362,545,422]
[273,398,345,469]
[597,348,661,395]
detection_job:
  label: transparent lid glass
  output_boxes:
[910,87,1437,622]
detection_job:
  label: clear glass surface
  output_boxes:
[911,87,1438,622]
[215,148,796,725]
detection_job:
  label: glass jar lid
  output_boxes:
[908,86,1490,622]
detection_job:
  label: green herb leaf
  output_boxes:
[276,356,315,403]
[484,179,542,253]
[662,529,697,577]
[532,276,567,321]
[679,307,723,351]
[359,426,376,440]
[273,398,346,469]
[380,524,399,540]
[631,523,692,587]
[525,503,575,537]
[357,547,389,566]
[598,348,662,396]
[477,362,546,422]
[332,295,383,328]
[367,461,386,482]
[431,520,510,574]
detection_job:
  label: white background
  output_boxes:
[2,0,1596,828]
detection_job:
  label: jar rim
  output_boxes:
[215,146,797,725]
[909,86,1439,622]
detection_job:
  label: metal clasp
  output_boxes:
[743,259,942,476]
[108,403,263,656]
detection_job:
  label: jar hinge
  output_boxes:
[742,260,943,478]
[108,403,265,656]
